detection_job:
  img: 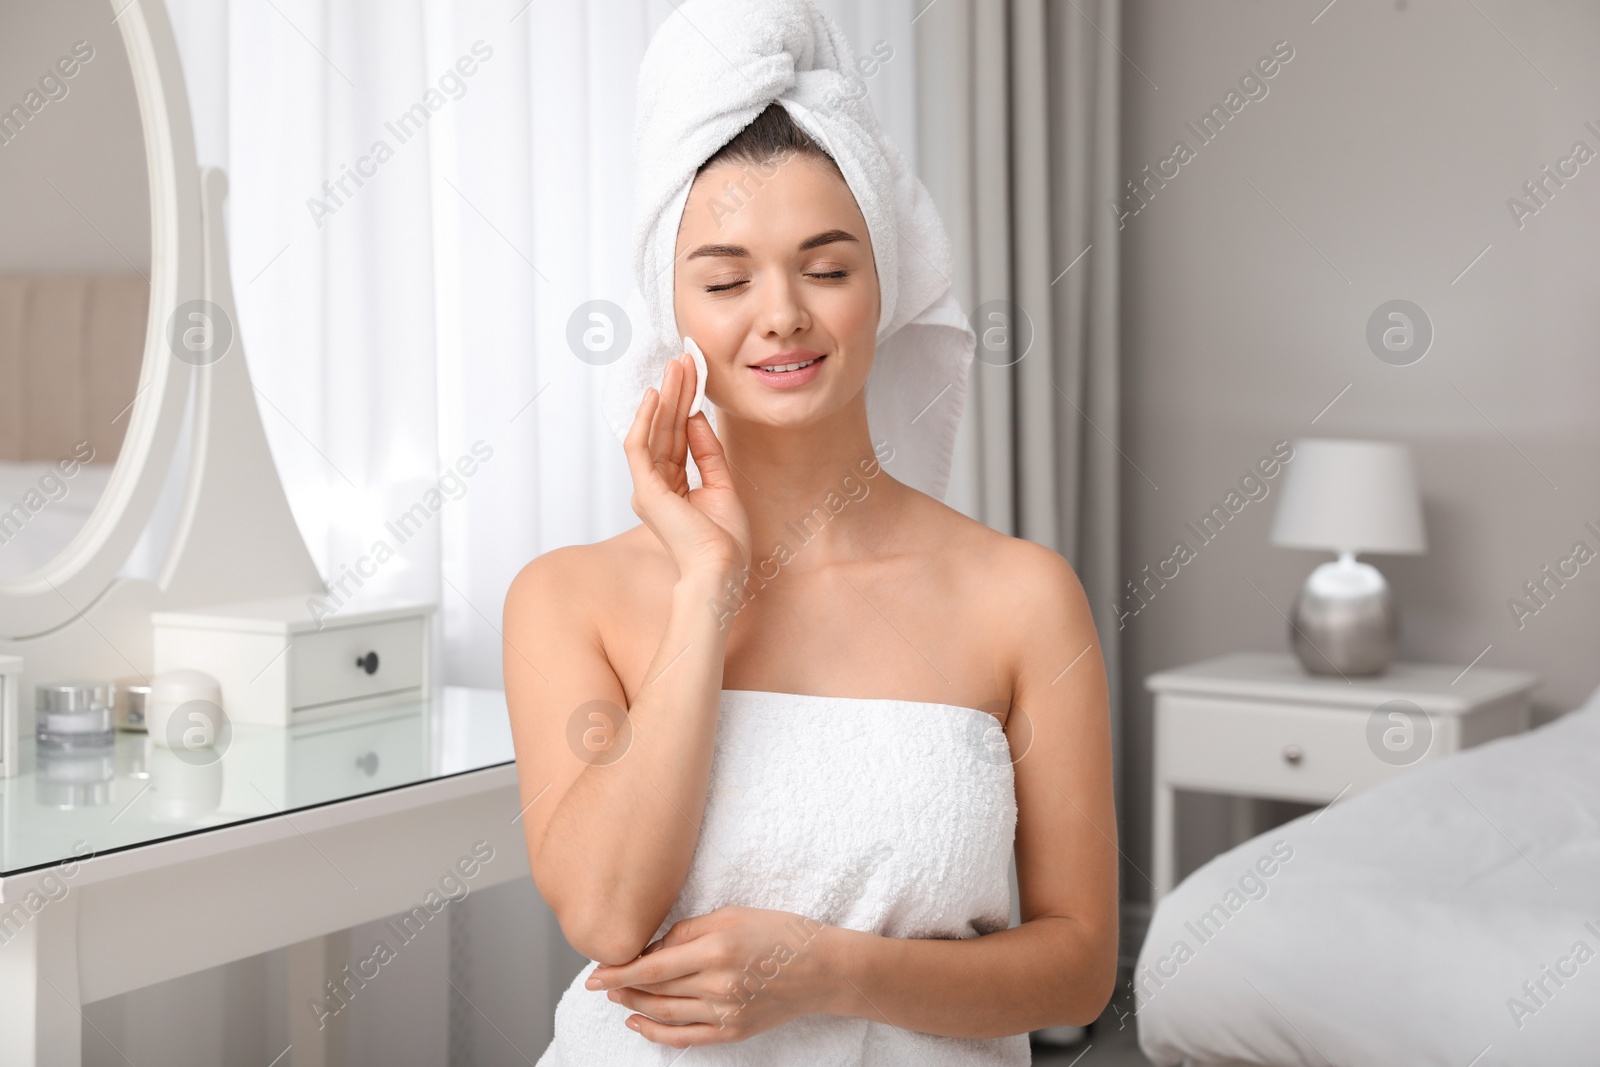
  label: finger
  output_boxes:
[660,914,702,949]
[623,388,665,492]
[627,1012,735,1048]
[612,989,722,1027]
[667,355,692,471]
[592,942,698,990]
[685,412,733,490]
[662,355,688,470]
[649,358,683,464]
[612,973,699,997]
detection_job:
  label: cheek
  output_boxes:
[824,284,878,341]
[673,288,736,346]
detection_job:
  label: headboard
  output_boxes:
[0,273,148,465]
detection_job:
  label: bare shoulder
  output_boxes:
[502,541,594,629]
[909,493,1085,608]
[503,524,669,636]
[907,494,1097,698]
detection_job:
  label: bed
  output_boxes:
[1133,681,1600,1066]
[0,460,116,580]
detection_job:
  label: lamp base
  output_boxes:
[1288,555,1398,676]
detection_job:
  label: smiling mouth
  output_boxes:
[762,357,821,373]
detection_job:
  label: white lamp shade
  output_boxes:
[1270,438,1426,555]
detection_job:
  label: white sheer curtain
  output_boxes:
[161,0,924,690]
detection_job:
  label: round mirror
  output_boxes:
[0,1,150,583]
[0,0,201,639]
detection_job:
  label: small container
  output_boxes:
[114,677,152,732]
[36,681,117,751]
[146,669,225,751]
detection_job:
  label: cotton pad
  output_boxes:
[683,336,708,417]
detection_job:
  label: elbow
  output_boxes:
[532,856,653,964]
[1043,917,1119,1028]
[1061,978,1116,1028]
[550,901,658,966]
[1060,945,1119,1027]
[572,929,653,968]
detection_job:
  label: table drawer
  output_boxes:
[1155,693,1448,801]
[291,618,425,711]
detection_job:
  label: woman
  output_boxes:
[504,2,1116,1060]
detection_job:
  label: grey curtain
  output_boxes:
[916,0,1123,813]
[915,10,1124,1037]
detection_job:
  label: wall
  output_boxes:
[1117,0,1600,894]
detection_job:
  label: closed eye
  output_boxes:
[704,270,850,293]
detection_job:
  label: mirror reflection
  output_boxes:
[0,0,150,582]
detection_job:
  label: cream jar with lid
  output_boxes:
[36,681,117,751]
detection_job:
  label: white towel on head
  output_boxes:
[599,0,975,503]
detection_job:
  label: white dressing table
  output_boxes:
[0,686,521,1067]
[0,4,533,1064]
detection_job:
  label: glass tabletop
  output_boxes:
[2,686,513,877]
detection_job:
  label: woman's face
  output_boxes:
[672,152,880,428]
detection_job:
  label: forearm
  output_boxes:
[538,572,733,960]
[817,917,1114,1037]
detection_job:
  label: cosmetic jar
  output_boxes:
[36,681,117,751]
[114,677,151,732]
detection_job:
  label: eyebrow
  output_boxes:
[684,228,860,261]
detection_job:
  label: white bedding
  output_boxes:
[0,461,113,580]
[1134,684,1600,1066]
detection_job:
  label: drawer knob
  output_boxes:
[1282,744,1304,765]
[356,651,380,675]
[355,752,379,776]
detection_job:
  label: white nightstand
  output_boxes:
[1147,651,1538,899]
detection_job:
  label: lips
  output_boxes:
[757,356,821,373]
[749,351,826,389]
[751,350,825,370]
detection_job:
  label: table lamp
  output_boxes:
[1269,438,1426,675]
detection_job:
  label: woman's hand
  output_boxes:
[584,906,837,1048]
[624,350,751,585]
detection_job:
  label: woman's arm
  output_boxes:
[504,353,752,967]
[822,540,1119,1033]
[817,916,1110,1036]
[588,906,1107,1045]
[504,555,737,966]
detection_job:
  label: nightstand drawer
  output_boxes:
[291,618,425,711]
[1156,693,1443,802]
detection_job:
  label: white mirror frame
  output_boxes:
[0,0,199,639]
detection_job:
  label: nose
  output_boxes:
[758,272,810,339]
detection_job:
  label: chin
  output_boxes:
[724,391,835,428]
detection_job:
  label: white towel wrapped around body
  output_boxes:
[535,690,1029,1065]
